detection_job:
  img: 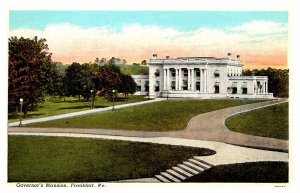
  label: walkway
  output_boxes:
[8,132,288,182]
[9,98,289,152]
[8,98,166,127]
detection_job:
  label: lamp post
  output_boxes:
[19,98,23,126]
[167,90,169,100]
[90,90,94,109]
[112,89,116,110]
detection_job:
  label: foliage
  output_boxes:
[118,74,137,98]
[63,63,96,100]
[141,60,147,65]
[118,63,149,75]
[8,136,215,182]
[93,64,122,100]
[41,62,64,96]
[63,62,84,99]
[8,36,52,113]
[243,68,289,97]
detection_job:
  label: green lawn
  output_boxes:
[184,162,288,182]
[8,95,147,123]
[226,102,288,140]
[8,136,215,182]
[30,99,260,131]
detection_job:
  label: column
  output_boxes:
[166,69,169,90]
[178,69,182,90]
[200,69,203,92]
[204,69,207,93]
[265,81,267,93]
[163,69,167,90]
[175,69,178,90]
[266,81,268,93]
[187,69,190,90]
[191,68,194,91]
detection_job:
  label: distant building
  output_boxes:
[132,53,273,99]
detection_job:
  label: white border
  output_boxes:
[1,1,299,193]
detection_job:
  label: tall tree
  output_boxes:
[93,64,122,100]
[8,36,52,113]
[118,74,137,98]
[64,62,84,100]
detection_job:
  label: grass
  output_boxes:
[226,102,288,140]
[8,136,215,182]
[184,162,288,182]
[30,99,260,131]
[8,95,147,123]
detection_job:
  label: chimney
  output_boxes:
[227,53,232,60]
[237,55,240,61]
[152,53,157,59]
[166,56,170,59]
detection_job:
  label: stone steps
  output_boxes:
[154,157,213,182]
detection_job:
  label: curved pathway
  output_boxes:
[8,98,288,151]
[8,132,288,166]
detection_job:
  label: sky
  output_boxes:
[9,11,288,69]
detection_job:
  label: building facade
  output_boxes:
[133,53,273,99]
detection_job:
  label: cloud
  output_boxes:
[230,20,288,35]
[9,20,288,69]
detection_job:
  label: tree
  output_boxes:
[141,60,147,65]
[93,64,122,100]
[118,74,137,98]
[8,36,52,113]
[64,62,84,100]
[41,62,63,96]
[80,63,95,101]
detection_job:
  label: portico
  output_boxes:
[163,67,208,92]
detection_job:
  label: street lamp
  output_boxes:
[90,90,94,109]
[19,98,23,126]
[167,90,169,100]
[112,89,116,110]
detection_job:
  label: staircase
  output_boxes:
[154,156,214,182]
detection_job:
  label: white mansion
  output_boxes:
[132,53,273,99]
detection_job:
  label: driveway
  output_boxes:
[8,98,288,151]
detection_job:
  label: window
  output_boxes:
[183,80,188,90]
[196,82,200,91]
[155,70,160,77]
[196,70,200,77]
[171,81,176,90]
[155,81,160,92]
[214,70,220,78]
[232,87,237,94]
[214,86,219,93]
[183,69,188,77]
[242,88,247,94]
[171,70,176,77]
[145,81,149,92]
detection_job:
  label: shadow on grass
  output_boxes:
[183,161,288,183]
[59,105,107,110]
[8,113,45,120]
